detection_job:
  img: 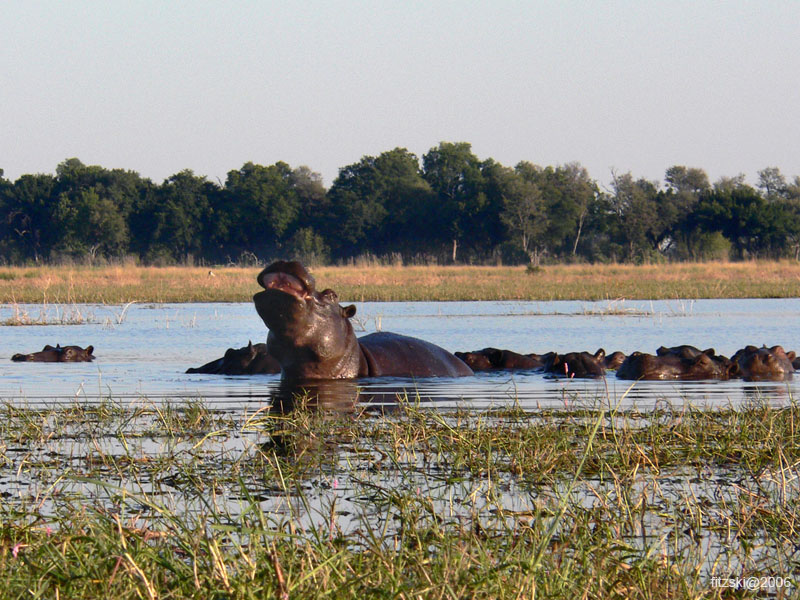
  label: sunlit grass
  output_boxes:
[1,260,799,303]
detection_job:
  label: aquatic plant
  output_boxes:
[0,392,797,598]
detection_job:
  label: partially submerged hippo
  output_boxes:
[656,345,718,360]
[731,345,795,381]
[253,260,473,379]
[454,347,544,371]
[542,349,606,378]
[617,350,738,381]
[11,344,95,362]
[186,341,281,375]
[603,351,627,370]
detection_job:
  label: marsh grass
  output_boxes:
[1,261,799,303]
[1,300,93,326]
[1,394,798,598]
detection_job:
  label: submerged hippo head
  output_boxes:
[617,350,737,380]
[11,344,95,362]
[543,349,606,378]
[732,345,794,381]
[455,347,544,371]
[253,261,361,379]
[603,351,627,370]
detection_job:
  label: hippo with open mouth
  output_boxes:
[253,260,473,380]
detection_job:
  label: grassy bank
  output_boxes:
[1,260,799,303]
[1,395,798,598]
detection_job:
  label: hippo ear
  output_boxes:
[702,348,716,357]
[341,304,357,319]
[86,346,94,355]
[694,353,711,366]
[594,348,605,360]
[787,350,796,361]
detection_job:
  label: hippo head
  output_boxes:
[11,344,94,362]
[253,261,361,379]
[60,345,95,362]
[735,345,794,381]
[604,351,627,369]
[683,352,737,380]
[454,351,494,371]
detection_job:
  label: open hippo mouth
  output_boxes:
[256,261,315,300]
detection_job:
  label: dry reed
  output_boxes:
[0,260,798,303]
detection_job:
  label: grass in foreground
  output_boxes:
[0,394,798,599]
[1,260,799,303]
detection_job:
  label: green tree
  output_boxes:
[141,170,217,263]
[50,158,141,260]
[422,142,487,262]
[285,226,330,265]
[688,185,793,259]
[757,167,788,201]
[3,173,58,261]
[499,167,546,264]
[609,171,663,261]
[661,166,711,258]
[291,165,328,229]
[515,162,600,260]
[218,162,300,258]
[327,148,433,259]
[54,188,129,260]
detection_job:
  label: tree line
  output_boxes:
[2,143,799,266]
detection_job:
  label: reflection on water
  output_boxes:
[1,299,798,409]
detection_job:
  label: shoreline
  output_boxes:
[1,260,799,304]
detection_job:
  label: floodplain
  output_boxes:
[1,274,799,597]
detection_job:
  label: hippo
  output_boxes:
[542,349,606,378]
[454,350,493,371]
[731,345,795,381]
[454,347,544,371]
[186,341,281,375]
[616,351,738,380]
[603,351,627,370]
[253,260,473,379]
[656,345,718,359]
[11,344,95,362]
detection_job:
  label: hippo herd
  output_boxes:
[8,260,800,383]
[456,343,798,382]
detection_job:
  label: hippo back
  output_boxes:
[359,332,473,378]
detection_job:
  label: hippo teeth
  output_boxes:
[261,271,308,298]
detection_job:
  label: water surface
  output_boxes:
[1,298,798,409]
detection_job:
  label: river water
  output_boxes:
[2,298,798,409]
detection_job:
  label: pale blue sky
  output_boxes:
[3,1,798,188]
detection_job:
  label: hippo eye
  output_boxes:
[320,289,338,302]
